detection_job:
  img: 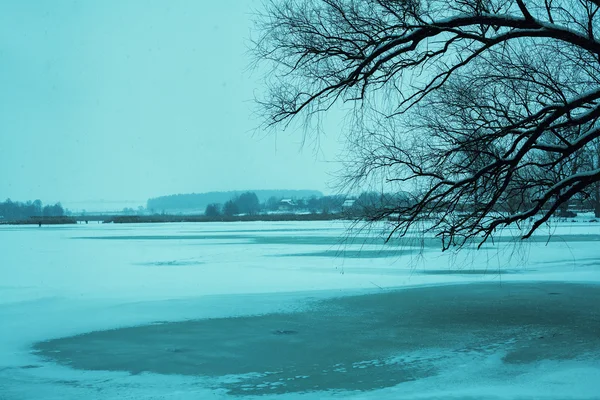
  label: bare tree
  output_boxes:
[576,139,600,216]
[253,0,600,249]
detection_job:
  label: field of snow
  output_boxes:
[1,220,599,399]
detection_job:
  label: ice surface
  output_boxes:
[1,220,599,399]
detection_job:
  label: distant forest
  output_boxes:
[0,199,65,220]
[205,193,349,217]
[147,190,323,212]
[147,190,412,218]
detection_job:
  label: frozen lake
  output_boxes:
[1,221,600,399]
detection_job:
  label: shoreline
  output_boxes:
[0,213,348,225]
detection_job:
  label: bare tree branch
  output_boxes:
[252,0,600,249]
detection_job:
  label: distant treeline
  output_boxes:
[0,199,65,220]
[147,190,323,212]
[204,191,413,217]
[201,193,344,217]
[145,190,415,218]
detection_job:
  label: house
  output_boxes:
[279,199,296,212]
[342,199,356,210]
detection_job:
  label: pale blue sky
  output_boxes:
[0,0,340,209]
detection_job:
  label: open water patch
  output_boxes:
[34,283,600,395]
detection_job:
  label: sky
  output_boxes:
[0,0,342,210]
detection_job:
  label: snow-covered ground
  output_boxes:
[0,220,599,399]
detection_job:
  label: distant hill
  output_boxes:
[147,190,324,212]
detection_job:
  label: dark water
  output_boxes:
[34,283,600,395]
[275,249,418,259]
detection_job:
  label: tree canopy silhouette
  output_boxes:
[253,0,600,249]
